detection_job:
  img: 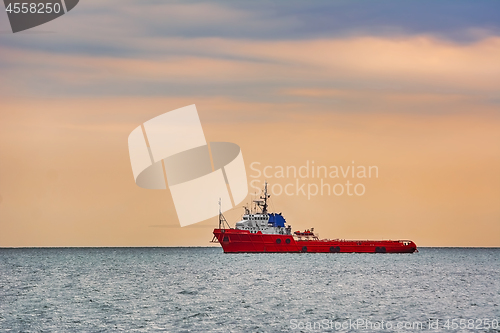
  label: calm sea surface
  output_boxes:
[0,248,498,332]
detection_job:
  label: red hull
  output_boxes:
[213,229,417,253]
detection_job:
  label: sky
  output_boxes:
[0,1,499,247]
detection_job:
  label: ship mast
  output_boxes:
[218,198,231,229]
[262,181,269,214]
[253,180,270,214]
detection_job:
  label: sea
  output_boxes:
[0,247,498,332]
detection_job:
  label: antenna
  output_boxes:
[252,180,270,214]
[261,180,270,214]
[253,191,257,214]
[218,198,222,229]
[218,198,232,230]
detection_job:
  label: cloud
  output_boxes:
[2,0,500,44]
[1,0,499,104]
[2,0,500,61]
[65,0,500,42]
[1,36,500,110]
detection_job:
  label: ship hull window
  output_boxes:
[330,246,340,253]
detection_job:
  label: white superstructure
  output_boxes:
[234,182,292,235]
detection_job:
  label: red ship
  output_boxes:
[212,182,417,253]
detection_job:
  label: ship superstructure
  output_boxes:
[234,182,292,235]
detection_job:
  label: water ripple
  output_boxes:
[0,248,498,332]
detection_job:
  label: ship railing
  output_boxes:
[293,235,320,241]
